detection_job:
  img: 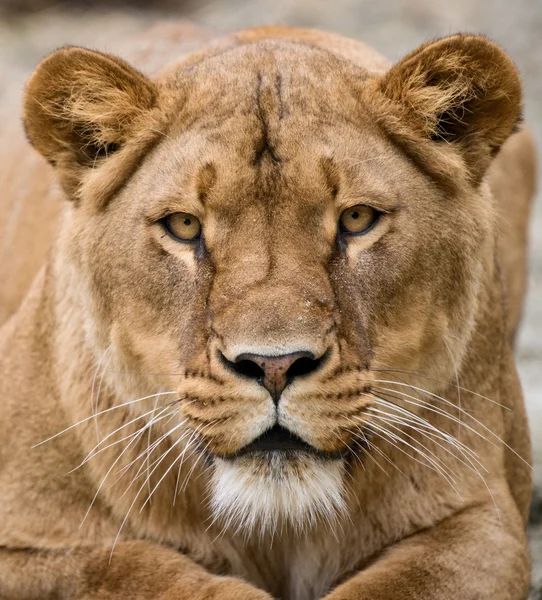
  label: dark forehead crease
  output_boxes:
[253,72,282,166]
[177,41,372,108]
[172,42,374,138]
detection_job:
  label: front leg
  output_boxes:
[324,503,529,600]
[0,540,273,600]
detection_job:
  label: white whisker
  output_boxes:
[80,421,152,528]
[366,419,460,484]
[365,404,501,523]
[146,395,161,502]
[374,385,498,448]
[373,381,531,468]
[71,401,178,471]
[32,392,179,448]
[368,413,481,477]
[443,336,462,440]
[115,420,191,500]
[373,367,509,409]
[109,422,208,561]
[90,344,112,443]
[368,402,484,468]
[364,421,463,499]
[140,423,212,512]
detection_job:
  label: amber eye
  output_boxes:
[339,205,379,235]
[164,212,201,242]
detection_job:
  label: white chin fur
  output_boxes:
[209,453,347,536]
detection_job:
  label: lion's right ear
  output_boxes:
[24,47,158,196]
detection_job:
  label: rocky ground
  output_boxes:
[1,0,541,595]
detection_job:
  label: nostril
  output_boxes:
[230,359,265,382]
[286,351,328,381]
[218,351,265,382]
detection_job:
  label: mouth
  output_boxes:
[230,424,343,460]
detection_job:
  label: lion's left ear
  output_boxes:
[375,34,522,183]
[24,46,158,196]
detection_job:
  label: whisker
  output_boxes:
[71,401,180,471]
[101,414,182,494]
[173,454,183,507]
[372,369,509,409]
[365,418,460,484]
[368,401,484,467]
[90,344,112,443]
[116,421,191,499]
[109,422,210,561]
[364,421,463,499]
[139,424,212,512]
[361,423,437,479]
[366,438,404,477]
[32,392,179,448]
[180,436,212,493]
[344,416,399,478]
[443,336,462,441]
[368,412,484,477]
[373,382,531,468]
[366,404,501,522]
[146,396,161,502]
[173,427,205,502]
[374,386,498,448]
[79,417,160,529]
[107,412,181,486]
[120,398,200,484]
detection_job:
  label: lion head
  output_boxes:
[23,32,521,534]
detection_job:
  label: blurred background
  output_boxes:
[1,0,541,594]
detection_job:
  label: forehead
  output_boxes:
[168,39,369,119]
[131,41,425,214]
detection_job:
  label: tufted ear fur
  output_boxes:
[24,47,158,197]
[375,34,522,184]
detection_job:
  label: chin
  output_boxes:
[208,452,347,538]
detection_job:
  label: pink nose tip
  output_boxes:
[235,351,318,402]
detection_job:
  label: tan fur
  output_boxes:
[0,23,536,600]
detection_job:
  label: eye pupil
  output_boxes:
[183,218,191,226]
[351,211,359,219]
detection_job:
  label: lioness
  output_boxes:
[0,23,536,600]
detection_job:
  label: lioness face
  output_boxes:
[24,36,520,534]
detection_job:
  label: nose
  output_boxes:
[220,350,328,403]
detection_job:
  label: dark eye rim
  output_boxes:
[162,213,202,243]
[339,206,381,237]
